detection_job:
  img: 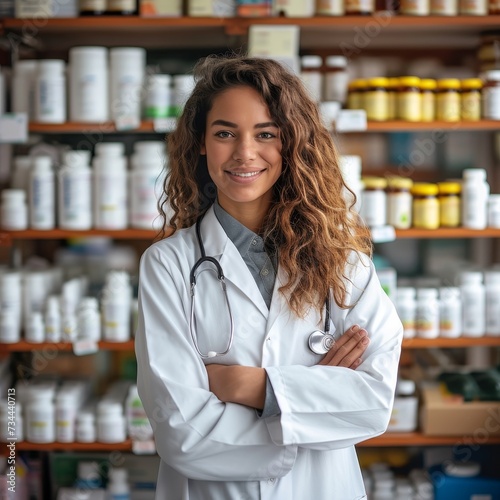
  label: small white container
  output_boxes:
[439,287,462,338]
[396,287,416,338]
[316,0,345,15]
[26,388,55,443]
[107,468,131,500]
[0,310,21,343]
[388,379,418,432]
[25,311,45,343]
[34,59,66,124]
[56,392,78,443]
[324,56,349,105]
[461,169,490,230]
[0,272,22,342]
[300,55,323,103]
[401,0,430,15]
[144,74,171,119]
[416,288,439,338]
[69,46,109,123]
[77,297,101,341]
[482,70,500,120]
[460,271,485,337]
[96,401,126,443]
[485,271,500,335]
[45,295,62,342]
[29,155,55,230]
[58,150,92,230]
[360,177,387,228]
[488,194,500,228]
[1,189,28,230]
[430,0,457,14]
[76,412,96,443]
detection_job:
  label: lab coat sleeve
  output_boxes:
[265,254,403,451]
[135,244,297,481]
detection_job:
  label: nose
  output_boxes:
[232,136,256,163]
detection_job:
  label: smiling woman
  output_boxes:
[136,54,403,500]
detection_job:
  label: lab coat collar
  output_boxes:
[199,206,270,319]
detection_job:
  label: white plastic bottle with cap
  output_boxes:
[416,288,439,338]
[56,391,78,443]
[439,287,462,338]
[107,468,131,500]
[12,60,38,120]
[324,56,349,104]
[25,311,45,343]
[109,47,146,123]
[96,400,126,443]
[461,168,490,230]
[45,295,62,342]
[1,190,28,230]
[102,271,132,342]
[34,59,66,124]
[58,150,93,230]
[0,272,22,344]
[92,143,128,229]
[144,74,171,119]
[126,384,153,441]
[26,385,56,443]
[300,55,323,103]
[396,287,416,338]
[387,379,418,432]
[77,297,101,341]
[69,46,109,122]
[339,155,362,213]
[460,271,485,337]
[485,271,500,335]
[76,411,96,443]
[29,155,55,230]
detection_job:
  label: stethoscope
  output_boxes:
[189,213,335,358]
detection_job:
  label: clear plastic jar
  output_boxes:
[365,77,389,122]
[420,79,437,122]
[398,76,421,122]
[461,78,482,121]
[436,78,461,122]
[411,183,440,229]
[386,177,413,229]
[360,177,387,227]
[437,181,461,227]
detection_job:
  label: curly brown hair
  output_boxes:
[159,54,371,317]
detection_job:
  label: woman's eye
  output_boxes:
[258,132,275,139]
[215,131,232,138]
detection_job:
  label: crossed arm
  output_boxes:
[206,324,370,410]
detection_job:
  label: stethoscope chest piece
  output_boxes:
[308,330,335,355]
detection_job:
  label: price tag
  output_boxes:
[132,439,156,455]
[0,113,28,143]
[153,117,177,133]
[72,340,99,356]
[370,225,396,243]
[114,115,141,131]
[334,110,367,132]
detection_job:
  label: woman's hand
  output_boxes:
[206,364,266,410]
[317,324,369,369]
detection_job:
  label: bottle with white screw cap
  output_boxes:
[29,155,55,230]
[416,288,439,339]
[485,271,500,335]
[1,189,28,230]
[460,271,485,337]
[34,59,66,124]
[461,168,490,230]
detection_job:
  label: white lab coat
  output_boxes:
[136,206,403,500]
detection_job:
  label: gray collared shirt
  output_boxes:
[213,200,280,418]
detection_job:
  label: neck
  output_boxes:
[217,198,270,234]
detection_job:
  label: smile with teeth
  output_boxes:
[228,171,263,178]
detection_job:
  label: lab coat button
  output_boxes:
[251,239,257,246]
[268,478,276,483]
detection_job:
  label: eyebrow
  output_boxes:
[210,119,278,129]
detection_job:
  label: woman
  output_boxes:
[136,55,403,500]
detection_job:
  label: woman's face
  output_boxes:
[201,85,282,222]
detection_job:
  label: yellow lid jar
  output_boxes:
[420,79,437,122]
[365,77,389,121]
[436,78,461,122]
[387,177,414,229]
[387,77,400,120]
[398,76,421,122]
[411,182,440,229]
[347,79,367,110]
[438,182,461,227]
[461,78,482,121]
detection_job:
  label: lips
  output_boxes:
[227,170,263,178]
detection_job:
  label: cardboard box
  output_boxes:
[420,383,500,437]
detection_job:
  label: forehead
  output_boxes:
[208,86,272,118]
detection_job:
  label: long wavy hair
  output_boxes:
[159,55,371,317]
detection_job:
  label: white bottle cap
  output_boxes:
[326,56,347,68]
[94,142,125,157]
[460,271,483,285]
[396,379,415,395]
[301,55,322,68]
[439,287,460,299]
[463,168,487,181]
[38,60,65,75]
[416,288,438,299]
[32,155,52,171]
[147,74,171,86]
[63,150,91,168]
[2,189,26,202]
[396,287,416,299]
[484,271,500,285]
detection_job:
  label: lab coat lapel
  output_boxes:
[200,207,269,319]
[265,266,287,335]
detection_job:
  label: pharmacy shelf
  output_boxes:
[359,432,500,447]
[27,120,500,135]
[395,228,500,239]
[0,229,158,246]
[9,433,500,452]
[402,336,500,349]
[0,340,135,352]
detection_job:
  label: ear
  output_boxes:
[200,134,206,155]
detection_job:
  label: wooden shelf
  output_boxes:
[7,432,500,452]
[27,120,500,135]
[14,439,133,452]
[0,340,135,352]
[395,227,500,239]
[0,229,158,245]
[402,336,500,349]
[359,432,500,447]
